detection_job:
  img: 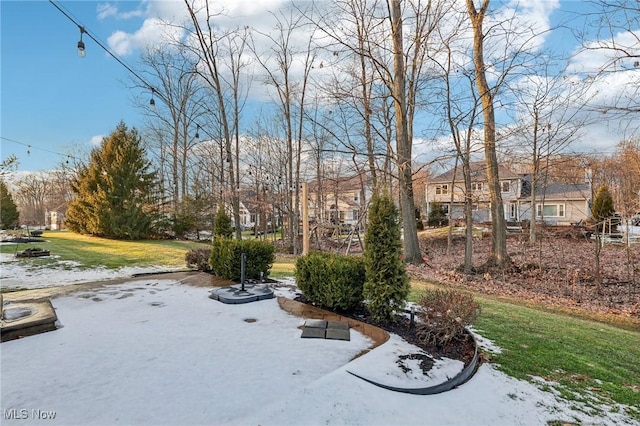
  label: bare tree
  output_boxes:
[182,0,250,238]
[432,21,481,272]
[576,1,640,116]
[249,7,317,253]
[465,0,510,267]
[509,60,591,244]
[14,173,52,225]
[139,47,204,214]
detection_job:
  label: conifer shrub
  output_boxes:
[185,248,212,272]
[363,193,410,323]
[415,289,480,347]
[210,238,275,281]
[295,252,365,311]
[427,202,449,227]
[214,204,233,238]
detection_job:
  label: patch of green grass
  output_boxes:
[269,255,296,278]
[2,231,207,269]
[409,281,640,421]
[474,297,640,419]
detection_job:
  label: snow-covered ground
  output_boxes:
[1,264,638,425]
[0,251,181,291]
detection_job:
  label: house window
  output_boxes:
[352,210,359,221]
[339,211,345,221]
[442,204,450,215]
[435,184,448,195]
[501,181,510,193]
[472,204,479,211]
[471,182,483,191]
[537,204,565,218]
[510,203,517,218]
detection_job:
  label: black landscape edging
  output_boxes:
[347,329,479,395]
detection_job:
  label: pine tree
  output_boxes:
[427,203,448,227]
[590,184,615,222]
[363,193,410,323]
[0,179,19,229]
[65,122,157,239]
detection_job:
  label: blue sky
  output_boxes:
[1,1,636,174]
[2,1,149,172]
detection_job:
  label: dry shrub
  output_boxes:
[185,248,211,272]
[415,289,480,347]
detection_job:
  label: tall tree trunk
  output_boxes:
[390,0,422,265]
[466,0,508,267]
[530,109,539,244]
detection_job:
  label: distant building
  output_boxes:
[425,161,591,226]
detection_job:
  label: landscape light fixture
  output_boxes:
[77,26,86,58]
[150,88,156,111]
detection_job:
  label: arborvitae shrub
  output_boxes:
[210,238,275,281]
[214,204,233,238]
[295,252,365,311]
[415,289,480,347]
[185,248,212,272]
[363,193,410,323]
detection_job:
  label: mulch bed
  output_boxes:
[294,294,477,370]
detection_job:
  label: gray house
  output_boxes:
[426,161,591,226]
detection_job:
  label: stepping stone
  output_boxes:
[327,321,349,330]
[304,319,328,329]
[301,327,326,339]
[325,328,350,341]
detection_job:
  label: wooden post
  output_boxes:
[302,182,309,255]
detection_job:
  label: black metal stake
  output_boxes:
[409,307,415,330]
[240,252,246,292]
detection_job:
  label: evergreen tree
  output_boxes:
[65,122,157,239]
[0,179,19,229]
[363,193,410,323]
[590,184,615,222]
[427,203,448,227]
[214,203,233,238]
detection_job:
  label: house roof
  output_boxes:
[307,173,371,193]
[524,181,591,201]
[430,161,520,183]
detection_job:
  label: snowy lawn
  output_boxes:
[3,276,639,425]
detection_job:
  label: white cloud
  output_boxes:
[96,3,118,20]
[90,135,105,146]
[97,2,147,20]
[108,17,183,56]
[569,29,640,74]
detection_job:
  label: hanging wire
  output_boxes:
[48,0,165,105]
[0,136,81,161]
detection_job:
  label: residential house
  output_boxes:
[426,161,591,226]
[236,189,279,231]
[306,173,372,230]
[518,177,592,225]
[426,162,522,224]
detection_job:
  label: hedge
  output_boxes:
[210,238,275,281]
[295,252,365,311]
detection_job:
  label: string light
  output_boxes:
[49,0,165,108]
[0,136,81,162]
[77,26,86,58]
